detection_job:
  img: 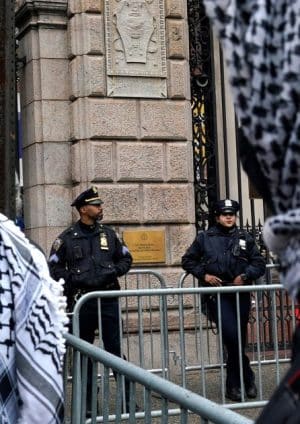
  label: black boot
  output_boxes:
[226,387,242,402]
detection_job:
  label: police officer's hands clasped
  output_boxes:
[233,275,244,285]
[204,273,222,286]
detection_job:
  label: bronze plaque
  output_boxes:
[123,230,165,264]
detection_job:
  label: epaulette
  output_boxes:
[99,223,113,233]
[61,225,75,237]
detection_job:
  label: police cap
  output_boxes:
[214,199,239,215]
[71,187,103,210]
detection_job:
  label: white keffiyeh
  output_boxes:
[0,214,68,423]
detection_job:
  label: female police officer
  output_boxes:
[182,199,266,402]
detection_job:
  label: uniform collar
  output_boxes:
[71,220,101,237]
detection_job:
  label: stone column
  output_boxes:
[16,0,71,252]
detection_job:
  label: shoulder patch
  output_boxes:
[52,237,63,252]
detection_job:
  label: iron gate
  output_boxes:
[187,0,268,244]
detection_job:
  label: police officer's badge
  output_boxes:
[100,232,109,250]
[52,237,63,252]
[239,239,247,250]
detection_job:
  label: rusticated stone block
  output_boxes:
[168,59,190,99]
[18,31,39,63]
[165,0,185,18]
[23,145,41,188]
[166,142,192,181]
[117,142,164,181]
[72,184,141,223]
[20,60,41,106]
[23,142,71,186]
[39,29,69,59]
[44,142,71,184]
[18,28,68,62]
[42,100,70,141]
[70,56,106,99]
[88,141,114,181]
[143,184,195,223]
[140,100,192,140]
[71,98,138,140]
[69,0,103,15]
[166,19,187,59]
[71,141,87,182]
[20,58,70,105]
[22,101,69,145]
[100,185,141,223]
[168,224,196,265]
[40,59,70,100]
[24,185,71,229]
[69,13,104,56]
[28,226,71,257]
[22,102,43,147]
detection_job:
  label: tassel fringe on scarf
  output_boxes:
[0,214,68,423]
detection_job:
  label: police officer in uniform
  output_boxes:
[182,199,266,402]
[48,187,133,413]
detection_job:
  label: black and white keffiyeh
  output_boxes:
[202,0,300,298]
[0,214,68,423]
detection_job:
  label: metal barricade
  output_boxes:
[64,268,298,419]
[177,269,298,412]
[71,270,169,377]
[65,332,253,424]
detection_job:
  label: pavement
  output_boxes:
[64,361,290,422]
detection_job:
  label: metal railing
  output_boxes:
[65,332,253,424]
[65,268,298,420]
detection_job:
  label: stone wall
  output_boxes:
[15,0,196,284]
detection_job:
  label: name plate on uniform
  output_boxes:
[123,230,165,264]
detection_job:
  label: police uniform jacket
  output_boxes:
[182,224,265,284]
[49,221,132,293]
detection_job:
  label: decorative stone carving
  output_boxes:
[114,1,155,64]
[105,0,167,98]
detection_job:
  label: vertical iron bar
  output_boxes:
[187,0,219,231]
[0,0,17,217]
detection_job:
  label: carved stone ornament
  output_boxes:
[105,0,167,78]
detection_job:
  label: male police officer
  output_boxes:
[48,187,133,414]
[182,199,266,402]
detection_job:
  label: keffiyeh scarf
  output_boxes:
[0,214,68,423]
[202,0,300,298]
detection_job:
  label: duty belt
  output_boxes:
[73,282,117,302]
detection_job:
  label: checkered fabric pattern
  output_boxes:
[0,214,68,423]
[203,0,300,298]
